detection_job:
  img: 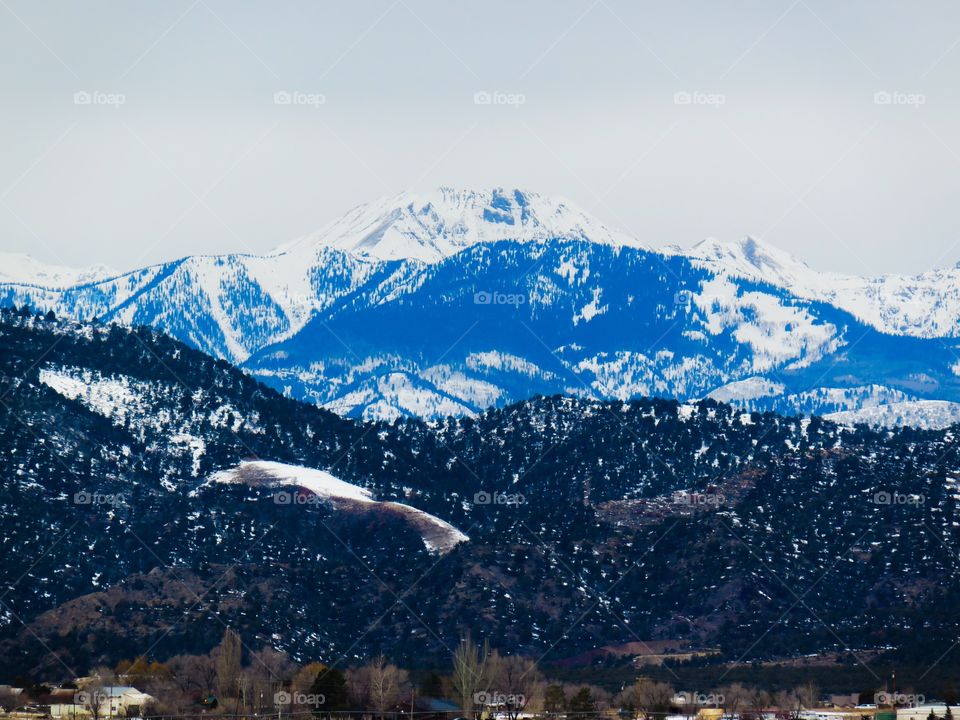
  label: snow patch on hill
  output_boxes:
[825,400,960,430]
[211,460,469,553]
[691,275,842,371]
[707,377,785,403]
[211,460,373,502]
[38,365,262,476]
[39,367,137,420]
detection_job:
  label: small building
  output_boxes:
[52,686,156,719]
[97,687,155,718]
[50,703,89,718]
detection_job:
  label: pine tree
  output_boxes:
[544,685,566,714]
[214,628,242,700]
[309,665,349,712]
[568,687,596,720]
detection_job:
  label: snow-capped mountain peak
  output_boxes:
[0,252,116,289]
[685,236,812,286]
[273,186,645,263]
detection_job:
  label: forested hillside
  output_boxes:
[2,308,959,679]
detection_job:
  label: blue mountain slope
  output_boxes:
[243,240,960,420]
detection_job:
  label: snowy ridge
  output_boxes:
[0,252,116,288]
[682,236,960,338]
[678,237,814,288]
[700,380,937,420]
[211,460,469,553]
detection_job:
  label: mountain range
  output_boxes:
[2,187,959,426]
[4,307,960,680]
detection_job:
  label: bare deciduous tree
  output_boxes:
[367,654,410,719]
[721,683,751,717]
[81,684,106,720]
[294,661,329,712]
[167,653,217,696]
[451,636,491,718]
[83,667,117,720]
[775,683,819,719]
[748,688,773,719]
[491,654,541,720]
[619,679,674,720]
[796,683,819,713]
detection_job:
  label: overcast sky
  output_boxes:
[2,1,960,276]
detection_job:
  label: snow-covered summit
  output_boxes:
[0,252,116,289]
[273,187,645,263]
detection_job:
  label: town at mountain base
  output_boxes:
[9,632,960,720]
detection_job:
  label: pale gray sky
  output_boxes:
[2,1,960,276]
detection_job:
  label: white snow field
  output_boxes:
[211,460,469,553]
